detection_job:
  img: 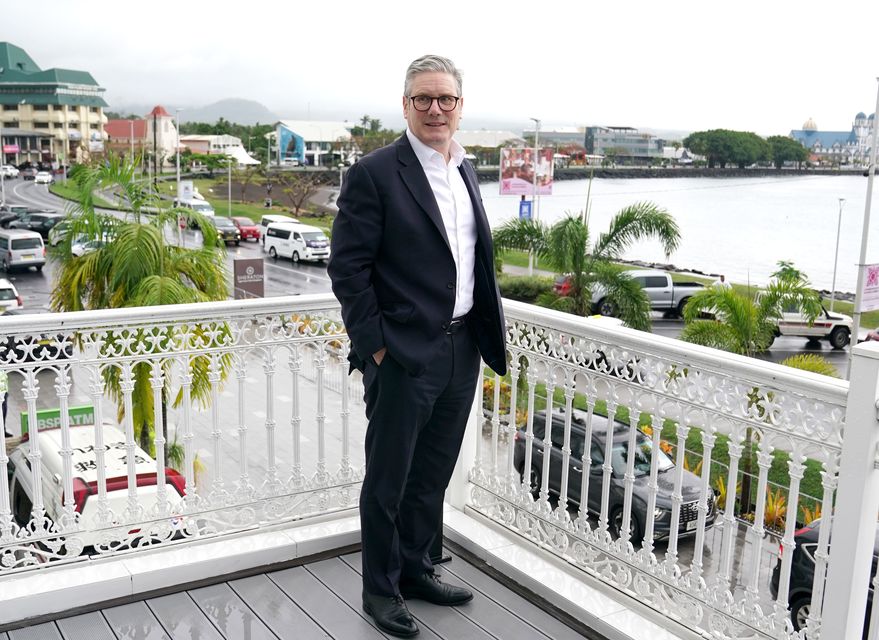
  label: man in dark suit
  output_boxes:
[328,54,507,638]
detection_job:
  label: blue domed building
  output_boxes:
[789,112,874,166]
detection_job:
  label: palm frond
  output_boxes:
[592,202,680,260]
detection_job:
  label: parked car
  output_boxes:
[20,167,37,180]
[264,222,330,263]
[591,270,706,318]
[9,212,65,238]
[0,165,19,178]
[769,519,877,634]
[231,216,260,241]
[7,422,186,550]
[33,171,53,185]
[47,219,71,246]
[513,407,717,541]
[212,216,241,245]
[0,204,32,227]
[281,157,301,167]
[754,293,852,349]
[0,278,23,311]
[553,274,574,296]
[0,228,45,271]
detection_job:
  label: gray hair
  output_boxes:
[404,55,462,96]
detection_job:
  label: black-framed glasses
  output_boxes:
[408,95,460,112]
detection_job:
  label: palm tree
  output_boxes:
[50,155,229,454]
[679,262,823,513]
[492,202,680,330]
[680,262,822,355]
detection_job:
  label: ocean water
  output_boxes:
[481,174,876,293]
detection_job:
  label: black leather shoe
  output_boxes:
[399,572,473,606]
[362,591,419,638]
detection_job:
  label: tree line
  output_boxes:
[683,129,809,169]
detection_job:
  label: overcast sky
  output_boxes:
[4,0,879,136]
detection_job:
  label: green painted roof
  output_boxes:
[0,43,40,74]
[0,42,106,107]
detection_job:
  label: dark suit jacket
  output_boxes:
[328,135,507,378]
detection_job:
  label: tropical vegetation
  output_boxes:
[491,202,680,330]
[50,155,230,454]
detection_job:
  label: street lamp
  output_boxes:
[830,198,846,312]
[175,108,183,246]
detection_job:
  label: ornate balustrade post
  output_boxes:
[823,341,879,638]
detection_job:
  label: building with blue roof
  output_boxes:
[789,113,873,166]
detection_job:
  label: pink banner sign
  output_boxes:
[2,144,19,153]
[499,147,553,196]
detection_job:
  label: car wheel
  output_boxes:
[292,251,300,263]
[597,298,618,317]
[35,265,43,272]
[1,259,7,272]
[789,594,811,631]
[268,246,278,259]
[829,327,850,350]
[676,297,690,318]
[235,240,240,246]
[528,466,541,498]
[610,506,643,543]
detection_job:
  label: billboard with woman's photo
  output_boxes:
[499,147,553,195]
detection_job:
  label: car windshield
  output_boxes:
[610,432,675,477]
[11,238,42,250]
[232,217,251,226]
[303,232,327,242]
[214,218,235,228]
[191,202,213,213]
[0,289,15,300]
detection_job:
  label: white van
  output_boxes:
[259,213,298,246]
[7,422,187,550]
[0,228,46,271]
[264,222,330,263]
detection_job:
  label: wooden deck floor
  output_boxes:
[3,550,591,639]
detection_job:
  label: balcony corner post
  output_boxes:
[824,341,879,638]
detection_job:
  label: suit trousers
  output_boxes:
[359,322,480,597]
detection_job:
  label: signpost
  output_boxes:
[233,258,265,299]
[519,199,532,220]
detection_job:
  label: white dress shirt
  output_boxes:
[406,129,476,319]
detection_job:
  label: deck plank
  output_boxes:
[7,623,63,640]
[444,550,587,640]
[188,582,279,640]
[102,602,171,640]
[268,565,388,640]
[147,592,224,640]
[229,574,332,640]
[342,552,556,640]
[307,557,458,640]
[56,612,116,640]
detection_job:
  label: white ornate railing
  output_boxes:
[468,300,874,640]
[0,295,364,571]
[1,296,877,640]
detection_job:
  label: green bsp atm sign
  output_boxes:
[20,405,96,435]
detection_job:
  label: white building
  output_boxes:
[180,134,259,167]
[275,120,354,167]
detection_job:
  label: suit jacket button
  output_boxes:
[442,322,449,330]
[447,282,455,289]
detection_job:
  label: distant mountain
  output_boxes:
[107,98,279,126]
[179,99,278,126]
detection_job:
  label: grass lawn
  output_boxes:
[49,181,117,210]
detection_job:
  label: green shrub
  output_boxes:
[498,274,553,302]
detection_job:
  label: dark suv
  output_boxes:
[9,212,65,238]
[770,519,876,634]
[513,407,716,542]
